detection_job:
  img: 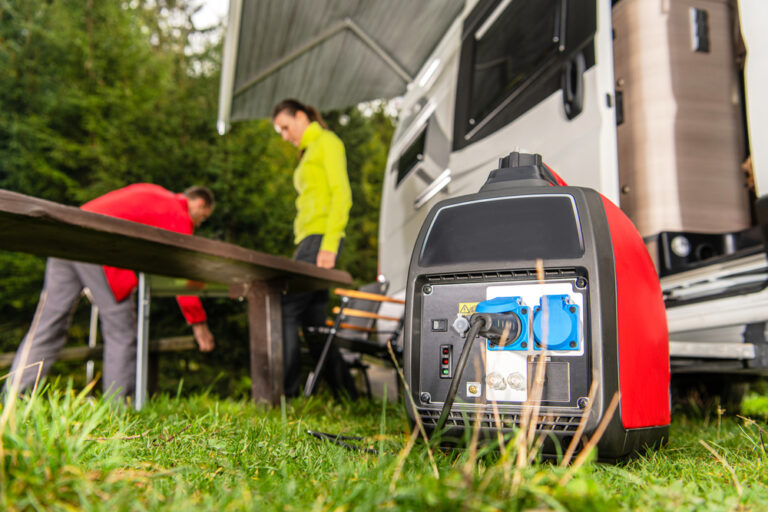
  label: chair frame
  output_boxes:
[304,288,405,397]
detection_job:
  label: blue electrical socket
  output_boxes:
[475,296,531,351]
[532,295,580,351]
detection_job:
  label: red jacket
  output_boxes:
[81,183,206,324]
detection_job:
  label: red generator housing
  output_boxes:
[403,152,670,459]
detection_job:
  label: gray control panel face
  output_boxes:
[418,278,591,407]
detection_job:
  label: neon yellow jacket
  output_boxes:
[294,122,352,253]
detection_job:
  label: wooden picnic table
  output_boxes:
[0,189,353,406]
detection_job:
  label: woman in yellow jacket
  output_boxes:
[272,99,357,399]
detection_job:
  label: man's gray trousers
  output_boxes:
[8,258,137,396]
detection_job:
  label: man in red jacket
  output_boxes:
[9,184,216,397]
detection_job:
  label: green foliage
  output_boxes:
[205,118,297,255]
[742,392,768,419]
[326,107,394,284]
[1,0,167,201]
[0,0,394,392]
[2,386,768,510]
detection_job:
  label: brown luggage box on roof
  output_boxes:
[613,0,749,239]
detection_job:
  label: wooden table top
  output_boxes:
[0,189,353,291]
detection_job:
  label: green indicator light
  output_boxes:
[442,369,449,375]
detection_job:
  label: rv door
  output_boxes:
[451,0,619,201]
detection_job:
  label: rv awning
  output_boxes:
[217,0,464,133]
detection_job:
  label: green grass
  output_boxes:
[743,393,768,420]
[1,383,767,511]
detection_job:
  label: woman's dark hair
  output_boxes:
[272,99,327,129]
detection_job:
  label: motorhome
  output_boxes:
[218,0,768,401]
[378,0,768,394]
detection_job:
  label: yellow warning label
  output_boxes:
[458,302,479,315]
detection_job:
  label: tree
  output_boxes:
[325,107,394,283]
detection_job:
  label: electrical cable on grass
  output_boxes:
[307,430,378,454]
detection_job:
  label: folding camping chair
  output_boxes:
[304,282,405,397]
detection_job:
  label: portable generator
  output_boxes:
[403,152,670,459]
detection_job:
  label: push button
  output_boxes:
[432,319,447,332]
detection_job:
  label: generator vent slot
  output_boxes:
[425,268,579,284]
[417,408,582,433]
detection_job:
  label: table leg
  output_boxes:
[135,272,150,410]
[86,303,99,384]
[237,280,284,405]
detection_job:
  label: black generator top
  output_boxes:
[480,152,560,192]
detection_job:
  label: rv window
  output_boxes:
[395,127,427,186]
[392,97,428,145]
[468,1,561,130]
[453,0,596,149]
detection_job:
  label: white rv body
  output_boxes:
[382,0,619,292]
[379,0,768,374]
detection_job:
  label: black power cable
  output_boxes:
[434,314,492,436]
[307,430,378,454]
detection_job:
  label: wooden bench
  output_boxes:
[0,335,199,398]
[0,189,353,408]
[0,336,196,369]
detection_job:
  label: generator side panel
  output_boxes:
[602,196,671,429]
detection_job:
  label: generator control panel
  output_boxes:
[418,277,590,408]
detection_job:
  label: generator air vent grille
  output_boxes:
[426,268,579,283]
[417,407,582,433]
